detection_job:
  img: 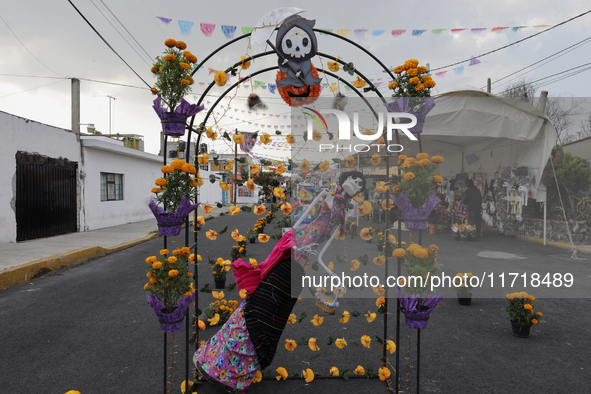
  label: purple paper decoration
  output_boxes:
[148,292,195,333]
[469,56,482,66]
[384,96,436,135]
[221,25,237,39]
[395,288,442,330]
[200,23,215,37]
[178,20,194,35]
[153,96,204,137]
[268,83,277,94]
[392,30,406,36]
[240,132,255,153]
[156,17,172,24]
[471,28,487,33]
[354,29,368,37]
[149,195,199,236]
[390,190,440,230]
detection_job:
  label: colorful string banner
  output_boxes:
[155,16,550,40]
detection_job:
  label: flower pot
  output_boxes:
[391,191,440,231]
[147,292,195,333]
[366,239,373,243]
[160,112,188,137]
[377,245,383,252]
[149,196,199,237]
[457,295,472,306]
[511,321,531,338]
[249,238,256,244]
[384,96,436,134]
[214,279,226,289]
[428,224,437,234]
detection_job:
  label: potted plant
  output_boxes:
[385,59,437,135]
[201,296,239,327]
[149,159,200,236]
[229,235,247,261]
[143,247,195,333]
[345,220,358,238]
[151,38,204,136]
[209,257,232,289]
[503,292,544,338]
[393,243,443,329]
[390,154,444,230]
[451,223,461,241]
[255,217,266,234]
[246,228,257,244]
[455,273,474,305]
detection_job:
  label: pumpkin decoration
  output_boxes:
[276,66,321,107]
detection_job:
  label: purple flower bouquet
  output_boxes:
[391,191,440,230]
[153,95,204,137]
[395,288,442,330]
[149,195,199,236]
[147,292,195,333]
[384,96,435,134]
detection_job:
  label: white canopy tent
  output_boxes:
[397,90,558,203]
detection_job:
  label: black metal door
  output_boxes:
[16,152,78,241]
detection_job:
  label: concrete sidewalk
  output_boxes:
[0,205,233,291]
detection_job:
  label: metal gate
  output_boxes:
[16,152,78,241]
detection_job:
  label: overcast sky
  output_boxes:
[1,0,590,156]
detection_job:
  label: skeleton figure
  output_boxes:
[275,15,322,88]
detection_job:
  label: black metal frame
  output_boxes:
[155,25,429,394]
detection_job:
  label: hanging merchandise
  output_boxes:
[274,15,322,107]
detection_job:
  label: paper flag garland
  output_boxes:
[157,17,172,24]
[392,30,406,36]
[200,23,216,37]
[221,25,236,39]
[179,20,194,35]
[469,57,482,66]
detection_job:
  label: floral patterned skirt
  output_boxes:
[194,302,259,393]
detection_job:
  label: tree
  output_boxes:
[499,79,582,143]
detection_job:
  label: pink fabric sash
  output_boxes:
[232,231,293,293]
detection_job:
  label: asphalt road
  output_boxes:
[1,211,590,394]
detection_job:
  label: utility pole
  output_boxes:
[71,78,80,139]
[107,95,117,137]
[487,78,491,93]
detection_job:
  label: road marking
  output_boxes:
[477,251,527,259]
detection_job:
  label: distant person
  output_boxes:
[464,179,483,237]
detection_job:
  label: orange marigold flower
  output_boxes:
[164,38,177,48]
[311,314,324,326]
[164,54,175,62]
[415,84,425,92]
[402,172,415,181]
[175,40,187,50]
[285,339,297,351]
[424,80,436,88]
[431,155,444,164]
[335,337,347,349]
[308,338,320,351]
[214,71,228,87]
[327,61,340,72]
[330,367,339,376]
[206,230,217,240]
[388,81,398,90]
[258,233,270,243]
[379,367,391,381]
[179,62,190,70]
[168,269,179,278]
[354,365,365,376]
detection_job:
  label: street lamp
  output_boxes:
[79,123,96,134]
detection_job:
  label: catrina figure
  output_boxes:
[275,15,322,107]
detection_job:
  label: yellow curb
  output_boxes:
[0,232,158,291]
[517,235,591,255]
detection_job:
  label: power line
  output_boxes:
[488,36,591,91]
[0,15,63,77]
[67,0,151,88]
[0,73,64,80]
[431,9,591,71]
[0,79,68,99]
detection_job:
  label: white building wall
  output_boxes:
[197,170,224,204]
[81,137,162,230]
[1,111,81,243]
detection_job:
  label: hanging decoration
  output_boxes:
[274,15,322,107]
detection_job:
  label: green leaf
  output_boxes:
[367,367,375,378]
[351,310,361,317]
[271,233,282,240]
[275,130,282,135]
[298,312,308,324]
[332,158,343,164]
[311,261,319,271]
[213,156,220,166]
[222,131,231,141]
[374,335,384,344]
[303,132,308,142]
[200,284,212,293]
[218,226,228,234]
[326,335,335,346]
[237,157,246,164]
[216,202,223,208]
[226,283,237,292]
[241,206,253,212]
[342,370,351,381]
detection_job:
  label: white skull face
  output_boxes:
[281,27,312,59]
[342,176,363,197]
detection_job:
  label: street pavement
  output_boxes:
[0,210,590,393]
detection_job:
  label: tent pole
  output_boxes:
[543,202,547,245]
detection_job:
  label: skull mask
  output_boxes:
[281,27,312,59]
[342,176,364,197]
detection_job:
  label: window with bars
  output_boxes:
[100,173,123,201]
[199,164,209,171]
